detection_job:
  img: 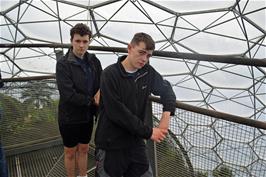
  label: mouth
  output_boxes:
[79,49,85,53]
[138,62,145,67]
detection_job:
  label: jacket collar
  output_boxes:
[117,55,148,78]
[66,48,88,65]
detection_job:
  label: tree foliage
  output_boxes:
[213,165,233,177]
[20,81,53,109]
[0,81,59,146]
[0,93,25,135]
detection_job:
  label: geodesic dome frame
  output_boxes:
[1,1,266,177]
[1,0,265,118]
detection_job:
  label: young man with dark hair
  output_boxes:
[56,23,102,177]
[95,32,176,177]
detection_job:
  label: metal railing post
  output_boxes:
[145,100,158,177]
[54,49,64,61]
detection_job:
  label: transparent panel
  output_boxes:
[19,22,61,42]
[19,2,58,22]
[151,57,191,74]
[93,0,126,19]
[155,0,235,13]
[0,0,18,12]
[181,29,248,54]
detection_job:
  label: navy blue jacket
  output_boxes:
[56,49,102,125]
[95,55,176,149]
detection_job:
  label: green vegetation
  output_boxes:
[156,137,192,177]
[0,81,59,146]
[0,93,25,135]
[21,81,53,109]
[213,165,233,177]
[194,171,208,177]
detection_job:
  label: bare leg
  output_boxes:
[64,146,77,177]
[77,143,89,176]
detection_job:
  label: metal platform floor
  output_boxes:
[7,144,96,177]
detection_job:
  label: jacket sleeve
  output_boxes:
[56,60,91,106]
[91,55,103,117]
[95,55,103,91]
[101,69,152,139]
[151,67,176,115]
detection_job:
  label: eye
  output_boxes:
[74,39,89,44]
[139,50,146,55]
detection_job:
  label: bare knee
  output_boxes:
[78,144,89,154]
[64,147,76,160]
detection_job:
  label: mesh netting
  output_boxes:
[0,79,265,177]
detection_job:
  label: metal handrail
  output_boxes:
[1,44,265,67]
[150,96,266,130]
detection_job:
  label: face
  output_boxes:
[71,34,90,58]
[128,42,153,70]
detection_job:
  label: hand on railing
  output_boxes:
[151,128,168,143]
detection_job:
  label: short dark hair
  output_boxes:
[70,23,92,41]
[130,32,155,50]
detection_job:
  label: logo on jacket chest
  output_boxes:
[141,85,147,90]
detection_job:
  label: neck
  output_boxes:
[72,50,84,59]
[122,56,135,72]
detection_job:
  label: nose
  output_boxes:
[139,57,146,64]
[79,42,85,48]
[141,54,149,62]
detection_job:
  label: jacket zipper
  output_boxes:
[134,71,148,82]
[134,71,148,114]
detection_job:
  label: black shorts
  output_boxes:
[95,146,153,177]
[59,121,94,148]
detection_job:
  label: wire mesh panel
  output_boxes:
[6,145,96,177]
[0,79,97,177]
[7,145,63,177]
[152,102,266,177]
[0,80,59,148]
[1,79,266,177]
[0,80,62,177]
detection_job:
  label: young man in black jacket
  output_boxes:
[95,32,176,177]
[56,23,102,177]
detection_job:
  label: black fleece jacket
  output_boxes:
[95,55,176,149]
[56,49,102,125]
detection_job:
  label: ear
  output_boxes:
[127,43,132,53]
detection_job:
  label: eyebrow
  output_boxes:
[138,49,152,54]
[138,49,146,52]
[74,39,89,43]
